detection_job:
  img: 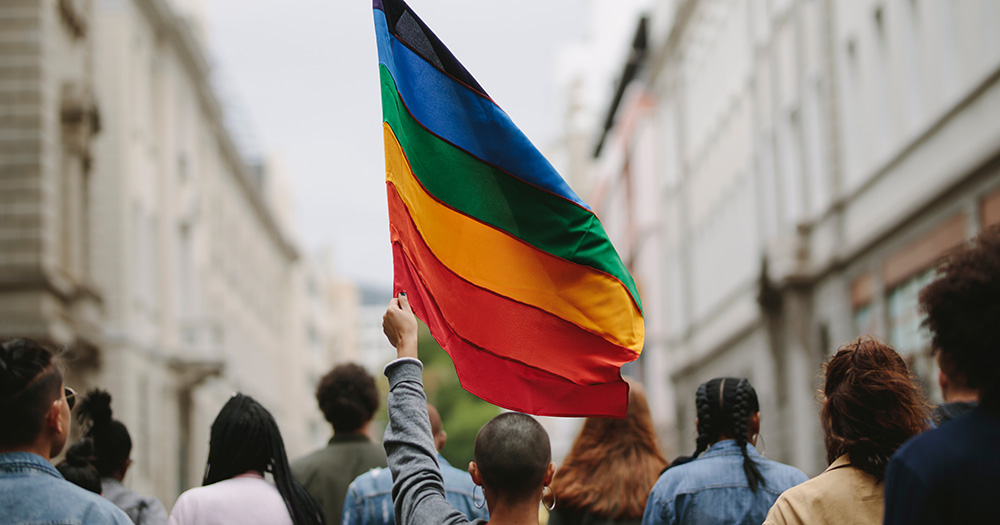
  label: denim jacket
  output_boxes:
[341,452,488,525]
[0,452,133,525]
[642,440,808,525]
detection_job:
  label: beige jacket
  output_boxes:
[763,455,883,525]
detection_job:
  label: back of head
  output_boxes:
[57,438,102,494]
[204,393,325,525]
[693,377,763,489]
[822,337,930,481]
[76,389,132,477]
[315,363,379,434]
[204,394,277,484]
[920,225,1000,409]
[474,412,551,501]
[551,380,667,519]
[0,338,61,449]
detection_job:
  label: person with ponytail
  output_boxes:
[168,393,325,525]
[642,377,807,524]
[764,338,929,525]
[77,389,167,524]
[549,379,667,525]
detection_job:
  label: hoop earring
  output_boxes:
[473,485,485,509]
[754,433,766,456]
[542,485,556,511]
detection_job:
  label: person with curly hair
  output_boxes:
[548,379,666,525]
[643,377,807,524]
[883,225,1000,524]
[764,338,930,524]
[76,389,167,524]
[292,363,386,522]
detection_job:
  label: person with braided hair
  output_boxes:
[169,393,326,525]
[763,338,929,525]
[642,377,807,524]
[76,389,168,524]
[0,337,131,524]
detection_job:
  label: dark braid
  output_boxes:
[692,382,713,458]
[691,377,764,490]
[732,379,764,490]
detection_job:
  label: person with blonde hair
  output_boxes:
[548,379,667,525]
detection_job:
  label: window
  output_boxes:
[886,268,938,395]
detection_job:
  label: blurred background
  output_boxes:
[2,0,999,510]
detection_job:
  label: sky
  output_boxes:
[202,0,592,289]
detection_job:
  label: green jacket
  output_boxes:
[291,433,387,523]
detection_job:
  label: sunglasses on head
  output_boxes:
[64,387,76,410]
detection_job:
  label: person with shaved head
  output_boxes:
[380,293,555,525]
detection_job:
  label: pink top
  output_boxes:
[168,472,293,525]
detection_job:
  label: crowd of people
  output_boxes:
[1,227,997,524]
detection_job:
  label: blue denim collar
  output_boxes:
[0,451,63,479]
[702,439,763,459]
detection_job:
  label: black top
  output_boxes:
[932,400,977,425]
[884,407,1000,524]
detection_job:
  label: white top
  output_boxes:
[168,472,293,525]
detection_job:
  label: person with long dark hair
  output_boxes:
[76,389,167,524]
[168,393,325,525]
[549,379,667,525]
[764,338,930,524]
[381,293,554,525]
[642,377,807,524]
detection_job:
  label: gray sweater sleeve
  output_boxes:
[384,358,482,525]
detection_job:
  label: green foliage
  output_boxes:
[417,322,500,468]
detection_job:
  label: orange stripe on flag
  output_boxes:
[383,123,644,352]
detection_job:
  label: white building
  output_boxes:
[0,0,103,361]
[567,0,1000,474]
[355,284,397,377]
[2,0,360,508]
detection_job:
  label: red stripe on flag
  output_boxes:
[391,239,628,418]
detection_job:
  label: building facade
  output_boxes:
[0,0,103,365]
[2,0,356,509]
[570,0,1000,474]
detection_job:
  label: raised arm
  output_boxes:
[382,294,472,525]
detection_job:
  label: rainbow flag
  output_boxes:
[374,0,643,417]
